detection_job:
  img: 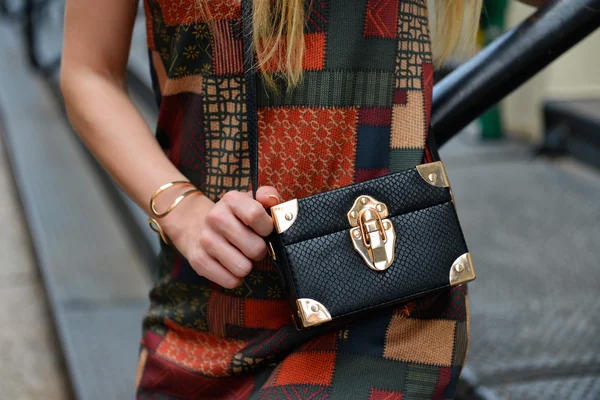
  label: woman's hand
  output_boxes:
[161,186,281,289]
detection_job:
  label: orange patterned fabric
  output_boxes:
[155,319,247,376]
[274,352,337,386]
[260,32,326,73]
[257,106,358,200]
[303,33,327,71]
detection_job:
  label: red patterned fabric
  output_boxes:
[364,0,400,38]
[211,21,244,75]
[358,107,393,127]
[155,0,240,25]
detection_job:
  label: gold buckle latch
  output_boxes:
[347,196,396,271]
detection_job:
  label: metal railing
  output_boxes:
[431,0,600,147]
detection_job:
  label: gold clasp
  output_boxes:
[347,196,396,271]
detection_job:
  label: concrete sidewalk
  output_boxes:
[0,132,70,398]
[441,134,600,398]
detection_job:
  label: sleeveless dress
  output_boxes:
[137,1,470,399]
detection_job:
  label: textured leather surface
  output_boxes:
[279,167,451,245]
[280,202,467,319]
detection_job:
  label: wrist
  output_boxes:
[147,179,214,247]
[159,192,213,244]
[149,181,196,218]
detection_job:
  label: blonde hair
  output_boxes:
[252,0,483,87]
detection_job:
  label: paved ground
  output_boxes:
[0,133,70,398]
[441,133,600,399]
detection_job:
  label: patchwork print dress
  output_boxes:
[137,0,470,399]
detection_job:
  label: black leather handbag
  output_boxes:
[242,0,475,330]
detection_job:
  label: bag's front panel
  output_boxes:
[284,202,467,318]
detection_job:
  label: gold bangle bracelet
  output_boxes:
[150,181,197,218]
[152,188,200,218]
[148,218,172,245]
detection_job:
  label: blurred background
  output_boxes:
[0,0,598,399]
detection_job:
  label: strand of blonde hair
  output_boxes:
[428,0,483,66]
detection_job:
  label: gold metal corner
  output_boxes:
[271,199,299,234]
[449,253,476,286]
[416,162,450,188]
[296,299,332,328]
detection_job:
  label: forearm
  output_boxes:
[61,70,189,216]
[60,0,278,289]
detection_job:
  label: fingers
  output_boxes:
[205,235,253,278]
[209,211,267,261]
[183,187,280,289]
[255,186,282,209]
[188,248,243,289]
[221,191,274,236]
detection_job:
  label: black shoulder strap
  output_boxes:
[426,131,441,162]
[242,0,260,199]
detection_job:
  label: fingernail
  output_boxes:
[268,194,283,204]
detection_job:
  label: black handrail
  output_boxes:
[431,0,600,147]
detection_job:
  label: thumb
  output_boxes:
[255,186,283,209]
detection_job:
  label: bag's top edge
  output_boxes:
[273,164,452,246]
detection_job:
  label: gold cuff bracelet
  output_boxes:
[150,181,198,218]
[148,218,172,245]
